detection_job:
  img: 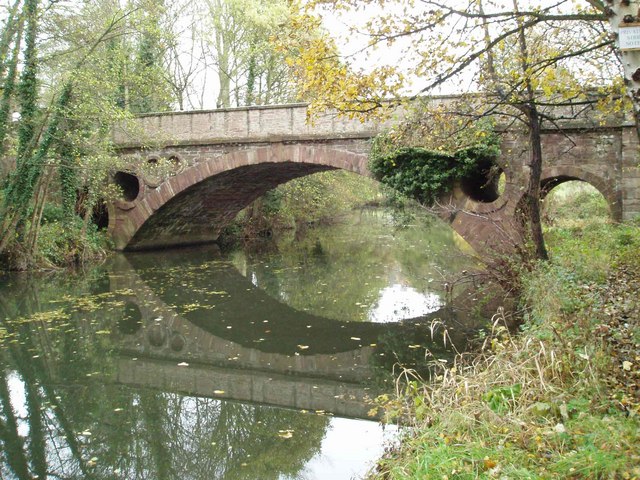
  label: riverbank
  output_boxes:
[370,221,640,479]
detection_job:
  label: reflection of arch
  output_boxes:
[110,145,370,250]
[541,166,621,221]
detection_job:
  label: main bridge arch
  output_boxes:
[109,144,371,250]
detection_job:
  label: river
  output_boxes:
[0,209,489,479]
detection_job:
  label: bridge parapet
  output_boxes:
[112,96,625,150]
[112,103,386,148]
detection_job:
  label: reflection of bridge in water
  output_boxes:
[108,249,489,418]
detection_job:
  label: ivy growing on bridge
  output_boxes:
[368,128,501,206]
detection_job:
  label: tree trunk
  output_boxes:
[246,52,256,106]
[523,105,549,260]
[0,14,24,155]
[513,0,548,260]
[0,0,23,81]
[25,165,54,261]
[605,1,640,141]
[216,26,231,108]
[15,0,39,162]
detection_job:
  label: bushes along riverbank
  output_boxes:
[370,219,640,479]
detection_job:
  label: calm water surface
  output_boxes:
[0,210,483,479]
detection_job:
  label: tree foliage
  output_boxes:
[280,0,626,259]
[275,11,403,119]
[0,0,176,268]
[281,1,618,115]
[204,0,300,107]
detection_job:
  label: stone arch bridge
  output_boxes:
[109,99,640,252]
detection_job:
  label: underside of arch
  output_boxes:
[126,162,336,250]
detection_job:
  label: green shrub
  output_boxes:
[37,217,109,267]
[368,131,501,205]
[227,170,382,239]
[40,203,66,224]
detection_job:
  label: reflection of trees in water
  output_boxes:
[234,210,477,323]
[239,232,390,322]
[0,279,329,480]
[0,279,98,478]
[115,393,327,480]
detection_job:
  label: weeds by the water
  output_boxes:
[370,219,640,479]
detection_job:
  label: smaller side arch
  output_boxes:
[540,166,622,221]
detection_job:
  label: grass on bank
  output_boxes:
[370,183,640,479]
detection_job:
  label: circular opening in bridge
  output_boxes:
[147,324,167,347]
[541,179,610,228]
[118,301,142,334]
[91,199,109,230]
[114,171,140,202]
[168,155,182,172]
[460,160,503,203]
